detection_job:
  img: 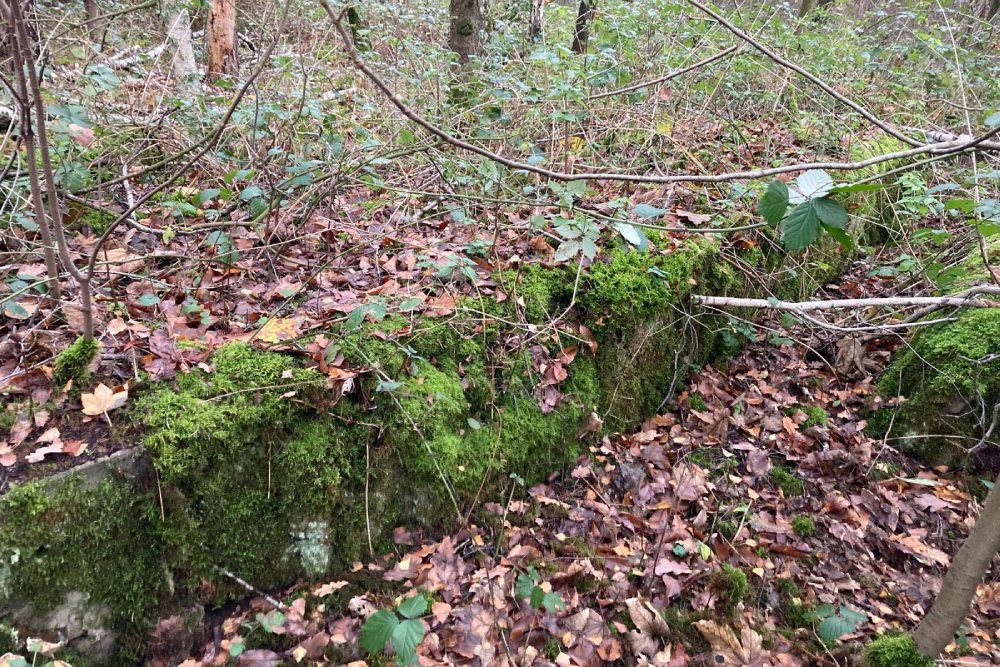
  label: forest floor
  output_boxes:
[168,263,1000,667]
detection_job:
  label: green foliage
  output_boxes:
[515,567,567,613]
[53,336,100,388]
[865,634,933,667]
[810,604,868,643]
[758,170,851,251]
[709,564,748,615]
[769,465,805,497]
[687,393,708,412]
[360,595,427,666]
[792,515,817,537]
[795,405,829,429]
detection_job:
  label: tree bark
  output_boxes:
[84,0,98,22]
[448,0,487,64]
[165,5,197,86]
[985,0,999,20]
[798,0,818,17]
[528,0,543,43]
[206,0,237,82]
[571,0,594,54]
[913,468,1000,657]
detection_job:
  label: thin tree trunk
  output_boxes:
[448,0,487,64]
[986,0,999,20]
[528,0,543,43]
[571,0,594,54]
[798,0,818,17]
[84,0,98,22]
[206,0,237,82]
[913,468,1000,657]
[165,5,197,86]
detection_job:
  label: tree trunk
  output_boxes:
[448,0,487,64]
[84,0,98,22]
[206,0,237,82]
[798,0,818,17]
[528,0,543,43]
[165,5,197,86]
[913,468,1000,658]
[985,0,999,20]
[571,0,594,54]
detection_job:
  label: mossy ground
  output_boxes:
[53,335,100,389]
[865,634,934,667]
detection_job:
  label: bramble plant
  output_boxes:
[360,594,428,666]
[515,566,567,612]
[758,169,851,250]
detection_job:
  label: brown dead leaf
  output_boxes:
[257,317,299,344]
[81,383,129,417]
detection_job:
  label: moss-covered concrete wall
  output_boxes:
[0,235,851,662]
[872,308,1000,466]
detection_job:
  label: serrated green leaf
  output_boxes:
[839,607,868,624]
[811,198,848,229]
[397,594,428,619]
[197,188,221,206]
[633,203,667,219]
[240,185,264,201]
[817,615,857,642]
[542,592,566,612]
[554,240,582,262]
[758,180,790,225]
[810,603,836,620]
[249,197,269,219]
[823,224,853,249]
[515,573,536,599]
[781,203,821,251]
[391,618,425,666]
[529,586,545,610]
[614,221,649,250]
[360,609,399,654]
[796,170,834,199]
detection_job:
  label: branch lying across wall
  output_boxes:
[692,286,1000,312]
[320,2,1000,185]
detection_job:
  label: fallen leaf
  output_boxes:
[81,383,129,417]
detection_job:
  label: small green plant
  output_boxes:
[515,566,567,613]
[792,515,817,537]
[687,393,708,411]
[810,604,867,644]
[360,594,428,666]
[864,633,933,667]
[769,465,805,497]
[757,170,851,250]
[709,564,748,615]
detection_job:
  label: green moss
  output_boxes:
[0,478,165,664]
[0,408,15,433]
[0,622,19,653]
[792,515,817,537]
[796,406,829,429]
[770,465,805,497]
[508,263,573,323]
[53,335,100,388]
[865,634,934,667]
[877,308,1000,465]
[688,393,708,412]
[709,564,748,615]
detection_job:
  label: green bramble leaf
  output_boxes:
[360,609,399,655]
[397,594,428,620]
[758,180,790,225]
[795,170,834,199]
[390,618,425,666]
[811,197,848,229]
[633,203,667,219]
[781,203,821,251]
[542,592,566,612]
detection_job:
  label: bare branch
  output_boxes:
[692,287,1000,312]
[587,44,743,101]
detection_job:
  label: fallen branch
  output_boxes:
[588,44,743,100]
[320,1,1000,185]
[214,566,287,611]
[692,287,1000,311]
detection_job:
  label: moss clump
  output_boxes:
[688,393,708,412]
[877,308,1000,465]
[709,564,748,615]
[796,406,829,429]
[865,634,934,667]
[0,623,19,653]
[792,515,817,537]
[53,335,100,388]
[770,465,805,497]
